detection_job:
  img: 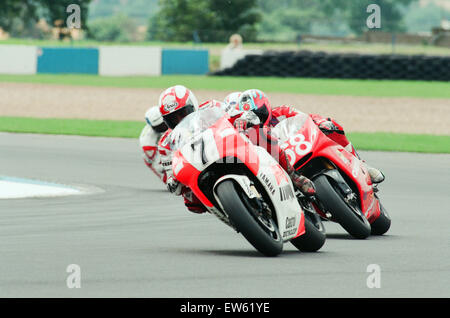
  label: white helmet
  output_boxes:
[145,106,168,133]
[223,91,242,117]
[159,85,199,129]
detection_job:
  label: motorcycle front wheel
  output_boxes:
[371,202,391,235]
[290,217,326,252]
[216,180,283,257]
[313,175,371,239]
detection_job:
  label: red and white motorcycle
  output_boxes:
[171,107,326,256]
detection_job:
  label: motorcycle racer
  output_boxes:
[233,90,317,196]
[157,85,208,213]
[234,89,385,184]
[139,106,168,183]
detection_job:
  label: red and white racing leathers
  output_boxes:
[158,127,208,212]
[140,124,167,183]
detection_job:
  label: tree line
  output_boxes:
[0,0,89,38]
[1,0,446,42]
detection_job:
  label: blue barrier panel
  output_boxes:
[37,47,99,74]
[162,49,209,75]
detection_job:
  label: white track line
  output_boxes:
[0,176,81,199]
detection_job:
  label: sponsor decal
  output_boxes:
[259,172,276,196]
[279,184,295,201]
[162,94,179,113]
[164,102,178,113]
[285,216,296,229]
[283,228,297,239]
[162,160,172,167]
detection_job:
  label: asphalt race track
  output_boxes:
[0,132,449,297]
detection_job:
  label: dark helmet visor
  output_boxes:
[163,105,195,129]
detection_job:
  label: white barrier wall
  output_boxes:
[0,45,37,74]
[99,46,162,76]
[220,48,263,70]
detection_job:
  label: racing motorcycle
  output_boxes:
[272,113,391,239]
[170,107,326,256]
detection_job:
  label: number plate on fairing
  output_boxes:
[181,129,220,171]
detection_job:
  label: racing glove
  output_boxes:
[318,120,338,133]
[233,111,261,132]
[279,147,316,196]
[317,118,345,136]
[167,176,183,196]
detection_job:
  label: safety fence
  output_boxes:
[213,50,450,81]
[0,45,209,76]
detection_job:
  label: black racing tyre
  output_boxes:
[215,180,283,257]
[370,203,391,235]
[313,175,371,239]
[290,217,326,252]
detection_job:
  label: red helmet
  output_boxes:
[159,85,199,129]
[237,89,272,126]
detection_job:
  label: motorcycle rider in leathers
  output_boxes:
[234,89,385,184]
[139,106,169,183]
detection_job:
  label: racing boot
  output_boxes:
[279,147,316,196]
[366,164,385,184]
[182,187,207,214]
[290,173,316,196]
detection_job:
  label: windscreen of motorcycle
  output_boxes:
[170,107,227,151]
[272,112,309,143]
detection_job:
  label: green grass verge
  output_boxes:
[346,132,450,153]
[0,116,449,153]
[1,74,449,98]
[0,117,142,138]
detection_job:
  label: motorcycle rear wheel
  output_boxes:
[290,217,326,252]
[216,180,283,257]
[313,175,371,239]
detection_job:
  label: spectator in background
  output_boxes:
[227,33,243,50]
[220,33,244,70]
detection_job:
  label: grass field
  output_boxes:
[0,116,449,154]
[1,74,449,99]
